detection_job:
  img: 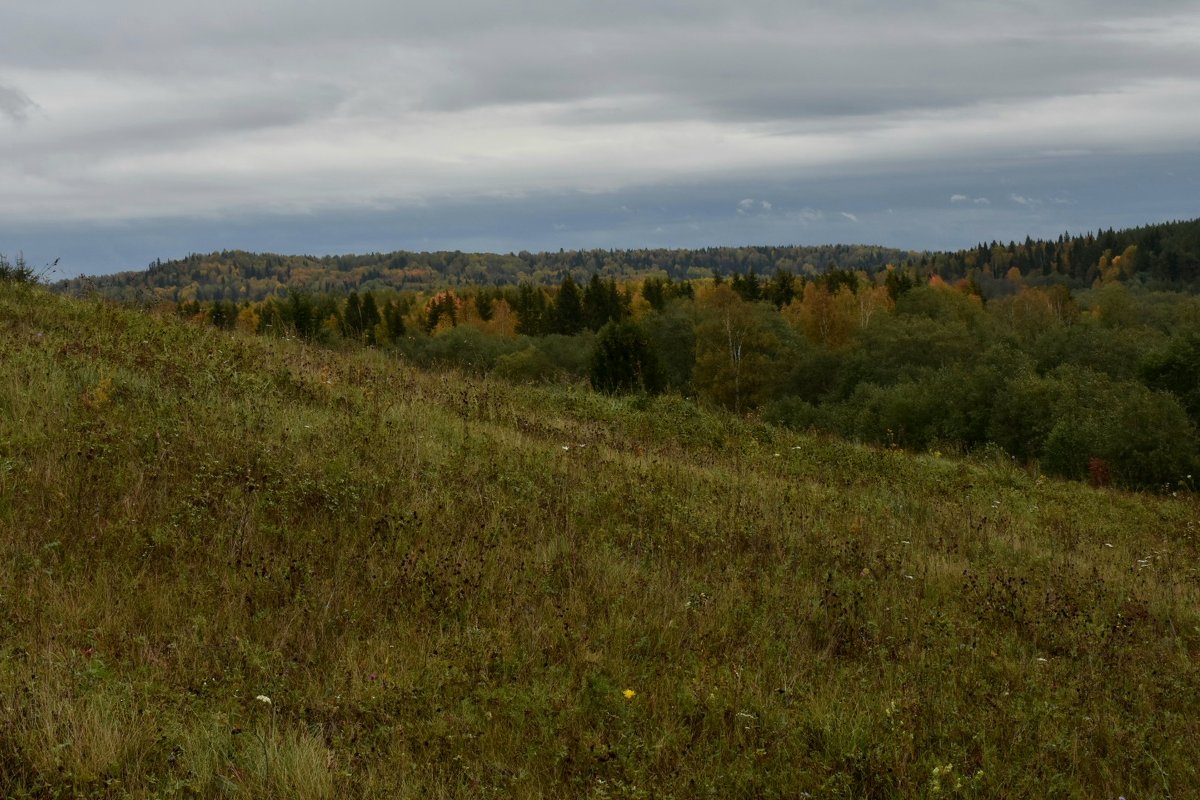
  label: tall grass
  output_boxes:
[1,282,1198,797]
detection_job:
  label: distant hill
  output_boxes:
[55,244,917,303]
[51,217,1200,303]
[904,217,1200,293]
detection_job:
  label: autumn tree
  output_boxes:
[989,287,1061,341]
[786,282,856,348]
[693,284,783,412]
[425,291,462,334]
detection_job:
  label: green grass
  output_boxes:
[2,281,1199,798]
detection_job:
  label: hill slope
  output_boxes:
[2,281,1199,798]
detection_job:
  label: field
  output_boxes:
[2,280,1198,798]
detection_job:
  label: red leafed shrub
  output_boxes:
[1087,457,1111,488]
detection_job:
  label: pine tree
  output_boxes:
[583,275,624,331]
[765,269,796,308]
[552,276,585,335]
[382,301,406,341]
[514,284,549,336]
[360,291,381,344]
[343,292,363,337]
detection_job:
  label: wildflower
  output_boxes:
[623,688,636,700]
[255,695,272,705]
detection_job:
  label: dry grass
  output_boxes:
[1,281,1198,798]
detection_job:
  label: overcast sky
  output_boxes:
[2,1,1199,277]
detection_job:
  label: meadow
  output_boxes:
[2,279,1198,798]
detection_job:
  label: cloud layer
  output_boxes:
[2,1,1199,274]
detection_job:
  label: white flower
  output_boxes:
[255,695,272,705]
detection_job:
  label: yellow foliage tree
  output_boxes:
[787,282,855,348]
[236,306,261,334]
[853,284,894,329]
[693,284,781,412]
[476,298,518,337]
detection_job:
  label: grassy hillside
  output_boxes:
[2,280,1199,798]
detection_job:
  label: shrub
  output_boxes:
[0,252,36,283]
[589,319,665,394]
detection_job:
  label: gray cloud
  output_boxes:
[1,1,1199,272]
[0,82,36,122]
[401,10,1200,130]
[8,149,1200,277]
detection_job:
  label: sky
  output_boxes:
[2,1,1199,277]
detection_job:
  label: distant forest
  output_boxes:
[56,218,1200,304]
[56,244,912,303]
[42,217,1200,489]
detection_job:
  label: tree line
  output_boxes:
[55,218,1200,306]
[175,265,1200,490]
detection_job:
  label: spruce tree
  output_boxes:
[552,275,585,335]
[589,319,664,394]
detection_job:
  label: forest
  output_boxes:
[56,243,916,303]
[167,251,1200,490]
[43,218,1200,489]
[54,218,1200,304]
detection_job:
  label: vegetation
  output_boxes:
[159,264,1200,489]
[53,218,1200,305]
[0,253,38,284]
[905,218,1200,292]
[2,277,1199,797]
[55,245,917,303]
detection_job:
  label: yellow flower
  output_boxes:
[622,689,636,700]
